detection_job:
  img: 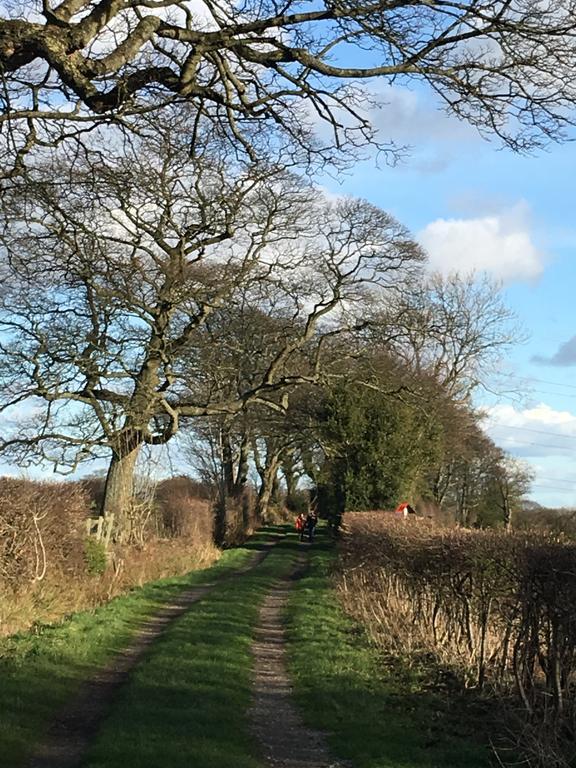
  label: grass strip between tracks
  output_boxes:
[0,526,284,768]
[81,529,300,768]
[286,532,493,768]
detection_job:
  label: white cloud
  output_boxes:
[483,402,576,457]
[0,397,45,426]
[418,203,545,283]
[373,86,478,147]
[482,402,576,507]
[304,83,482,171]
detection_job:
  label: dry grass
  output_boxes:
[0,537,219,637]
[336,512,576,767]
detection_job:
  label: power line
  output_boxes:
[526,388,576,400]
[488,424,576,440]
[531,484,576,494]
[502,440,575,451]
[515,376,576,391]
[532,475,576,487]
[486,388,576,404]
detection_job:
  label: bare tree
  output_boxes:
[426,420,534,529]
[371,272,520,401]
[2,0,576,173]
[181,414,251,542]
[181,298,362,519]
[486,452,535,530]
[181,304,293,516]
[0,113,423,531]
[442,424,498,525]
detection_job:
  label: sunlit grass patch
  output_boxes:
[82,533,298,768]
[0,530,277,767]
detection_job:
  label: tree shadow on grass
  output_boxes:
[295,668,492,768]
[243,525,290,550]
[288,548,493,768]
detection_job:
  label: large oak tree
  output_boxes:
[2,0,576,173]
[0,111,423,531]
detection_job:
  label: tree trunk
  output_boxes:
[503,497,512,531]
[101,444,141,534]
[213,495,227,547]
[257,453,281,518]
[282,451,299,510]
[433,464,452,506]
[257,479,274,519]
[234,434,250,494]
[221,427,235,496]
[458,469,469,526]
[271,471,281,505]
[221,427,249,498]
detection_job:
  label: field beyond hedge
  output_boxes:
[337,512,576,768]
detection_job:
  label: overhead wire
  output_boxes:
[517,388,576,400]
[488,424,576,439]
[493,440,574,452]
[530,485,576,494]
[513,375,576,391]
[483,424,576,494]
[530,476,576,486]
[512,375,576,391]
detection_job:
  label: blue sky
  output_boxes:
[318,83,576,508]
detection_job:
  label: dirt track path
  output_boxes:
[26,538,279,768]
[249,552,349,768]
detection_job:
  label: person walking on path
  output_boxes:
[295,512,307,541]
[304,511,318,542]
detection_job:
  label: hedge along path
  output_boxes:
[249,548,349,768]
[26,532,283,768]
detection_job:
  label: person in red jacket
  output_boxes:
[295,512,306,540]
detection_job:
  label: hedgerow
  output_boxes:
[337,513,576,767]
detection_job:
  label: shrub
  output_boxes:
[155,476,215,543]
[285,490,309,514]
[0,536,220,637]
[78,475,106,513]
[84,538,108,575]
[0,475,223,637]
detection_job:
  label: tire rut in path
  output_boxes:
[26,536,280,768]
[249,552,349,768]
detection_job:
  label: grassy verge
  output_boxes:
[82,531,299,768]
[286,533,493,768]
[0,527,283,768]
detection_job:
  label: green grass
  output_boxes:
[1,525,493,768]
[82,531,300,768]
[0,527,283,768]
[286,532,493,768]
